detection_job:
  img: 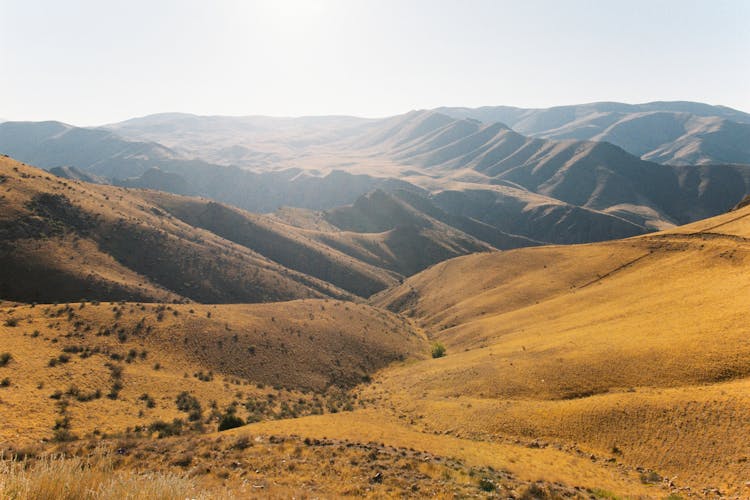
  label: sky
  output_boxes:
[1,0,748,126]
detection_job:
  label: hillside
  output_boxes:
[0,156,352,303]
[437,101,750,166]
[107,112,375,168]
[0,299,659,498]
[7,111,750,248]
[362,110,750,229]
[2,157,508,302]
[0,121,179,178]
[5,157,750,496]
[0,299,425,445]
[370,202,750,496]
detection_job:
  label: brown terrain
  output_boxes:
[1,147,750,498]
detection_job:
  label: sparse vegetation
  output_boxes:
[0,453,203,499]
[431,342,446,358]
[175,391,202,421]
[105,363,124,399]
[0,352,11,366]
[478,477,495,492]
[217,413,245,432]
[148,419,184,438]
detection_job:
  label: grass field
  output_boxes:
[2,156,750,497]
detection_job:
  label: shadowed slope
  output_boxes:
[0,157,351,303]
[140,191,400,297]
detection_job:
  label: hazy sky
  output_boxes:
[1,0,748,125]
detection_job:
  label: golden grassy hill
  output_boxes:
[0,156,358,303]
[3,152,749,497]
[0,299,425,447]
[369,202,750,496]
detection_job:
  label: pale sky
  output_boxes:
[1,0,748,126]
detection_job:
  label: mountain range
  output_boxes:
[437,101,750,165]
[2,101,749,250]
[2,100,750,497]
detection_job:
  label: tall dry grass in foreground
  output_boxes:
[0,452,208,500]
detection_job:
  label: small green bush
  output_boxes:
[218,414,245,432]
[0,352,11,366]
[431,342,446,358]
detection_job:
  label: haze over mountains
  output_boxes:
[2,101,749,251]
[437,101,750,165]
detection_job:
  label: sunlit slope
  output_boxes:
[0,299,425,444]
[375,205,750,396]
[240,411,657,497]
[372,204,750,494]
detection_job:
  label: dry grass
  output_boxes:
[245,411,663,497]
[3,156,750,497]
[0,299,425,444]
[370,204,750,496]
[0,451,208,499]
[2,433,597,499]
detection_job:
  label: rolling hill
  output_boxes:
[369,200,750,496]
[437,101,750,165]
[361,110,750,229]
[5,109,750,249]
[0,121,179,178]
[0,156,356,303]
[1,157,514,302]
[4,155,750,496]
[0,298,426,444]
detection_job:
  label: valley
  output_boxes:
[1,101,749,499]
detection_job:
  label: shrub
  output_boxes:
[478,478,495,492]
[640,471,661,484]
[171,452,193,467]
[52,428,77,442]
[431,342,446,358]
[175,391,202,421]
[231,435,252,450]
[218,414,245,432]
[4,318,18,327]
[0,352,11,366]
[139,393,156,408]
[0,378,10,388]
[148,419,183,438]
[520,483,549,499]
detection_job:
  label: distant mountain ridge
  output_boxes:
[2,102,749,248]
[436,101,750,165]
[0,157,516,302]
[359,110,750,229]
